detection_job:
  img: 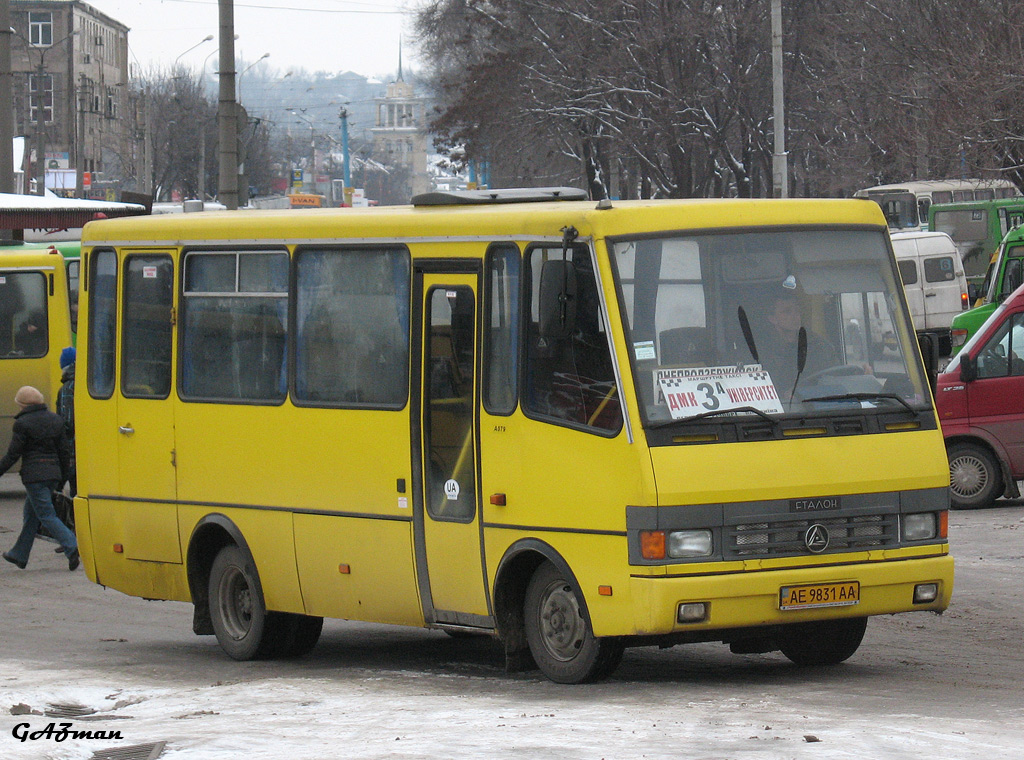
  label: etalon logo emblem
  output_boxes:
[804,524,830,553]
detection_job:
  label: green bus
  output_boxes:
[949,225,1024,353]
[928,197,1024,286]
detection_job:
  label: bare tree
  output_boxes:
[417,0,1024,198]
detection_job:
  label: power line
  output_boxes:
[154,0,405,14]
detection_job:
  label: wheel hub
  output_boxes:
[539,581,585,661]
[219,566,253,641]
[951,455,987,497]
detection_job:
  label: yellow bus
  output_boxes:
[1,246,75,459]
[73,188,953,683]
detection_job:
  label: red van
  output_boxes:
[936,281,1024,508]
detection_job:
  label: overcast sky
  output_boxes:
[85,0,418,80]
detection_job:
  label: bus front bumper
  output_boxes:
[619,553,953,637]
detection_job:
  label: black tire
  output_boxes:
[948,442,1002,509]
[523,562,624,684]
[278,613,324,658]
[777,617,868,666]
[208,545,279,660]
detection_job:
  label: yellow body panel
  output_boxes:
[648,429,949,505]
[293,514,422,625]
[72,196,953,656]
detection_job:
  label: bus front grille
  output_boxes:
[725,514,899,558]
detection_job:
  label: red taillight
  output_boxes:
[961,292,970,310]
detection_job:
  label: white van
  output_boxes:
[891,230,969,355]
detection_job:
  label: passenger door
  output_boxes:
[413,268,490,626]
[116,252,180,562]
[896,256,925,329]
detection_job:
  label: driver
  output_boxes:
[756,289,837,394]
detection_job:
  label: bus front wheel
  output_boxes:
[777,617,867,666]
[523,562,623,684]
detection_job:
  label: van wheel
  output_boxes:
[948,442,1001,509]
[208,545,280,660]
[777,617,867,666]
[523,562,623,684]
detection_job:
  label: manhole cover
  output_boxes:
[90,741,166,760]
[46,703,97,718]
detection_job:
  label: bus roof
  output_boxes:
[856,179,1019,195]
[80,197,888,246]
[929,196,1024,212]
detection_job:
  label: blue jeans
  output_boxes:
[6,480,77,564]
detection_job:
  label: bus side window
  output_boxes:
[88,250,117,398]
[294,247,410,408]
[122,256,173,398]
[524,245,621,433]
[180,251,288,403]
[483,244,520,415]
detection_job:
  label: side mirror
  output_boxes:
[968,282,981,301]
[538,260,577,339]
[917,332,939,392]
[960,353,977,382]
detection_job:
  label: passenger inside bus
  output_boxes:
[14,312,48,357]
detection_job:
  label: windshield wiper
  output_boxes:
[800,392,916,414]
[650,406,780,430]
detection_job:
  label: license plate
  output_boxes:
[779,581,860,610]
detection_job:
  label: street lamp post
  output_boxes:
[14,29,79,195]
[173,34,213,68]
[289,109,315,193]
[237,52,269,103]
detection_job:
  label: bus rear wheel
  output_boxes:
[208,545,279,660]
[523,562,623,684]
[777,617,867,666]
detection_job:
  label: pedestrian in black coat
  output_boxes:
[1,386,79,570]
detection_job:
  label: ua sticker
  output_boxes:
[444,479,460,501]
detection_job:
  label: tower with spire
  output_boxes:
[371,38,429,201]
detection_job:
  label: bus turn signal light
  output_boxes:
[640,530,666,560]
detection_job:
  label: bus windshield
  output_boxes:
[610,228,930,426]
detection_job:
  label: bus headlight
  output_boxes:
[667,530,713,558]
[902,513,937,541]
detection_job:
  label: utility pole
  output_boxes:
[0,0,14,199]
[771,0,788,198]
[217,0,238,209]
[75,76,84,197]
[33,55,46,195]
[340,107,351,188]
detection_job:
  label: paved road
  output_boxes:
[1,472,1023,759]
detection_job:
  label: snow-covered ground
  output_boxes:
[3,475,1024,759]
[2,623,1022,760]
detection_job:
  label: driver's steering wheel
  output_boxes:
[803,364,867,384]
